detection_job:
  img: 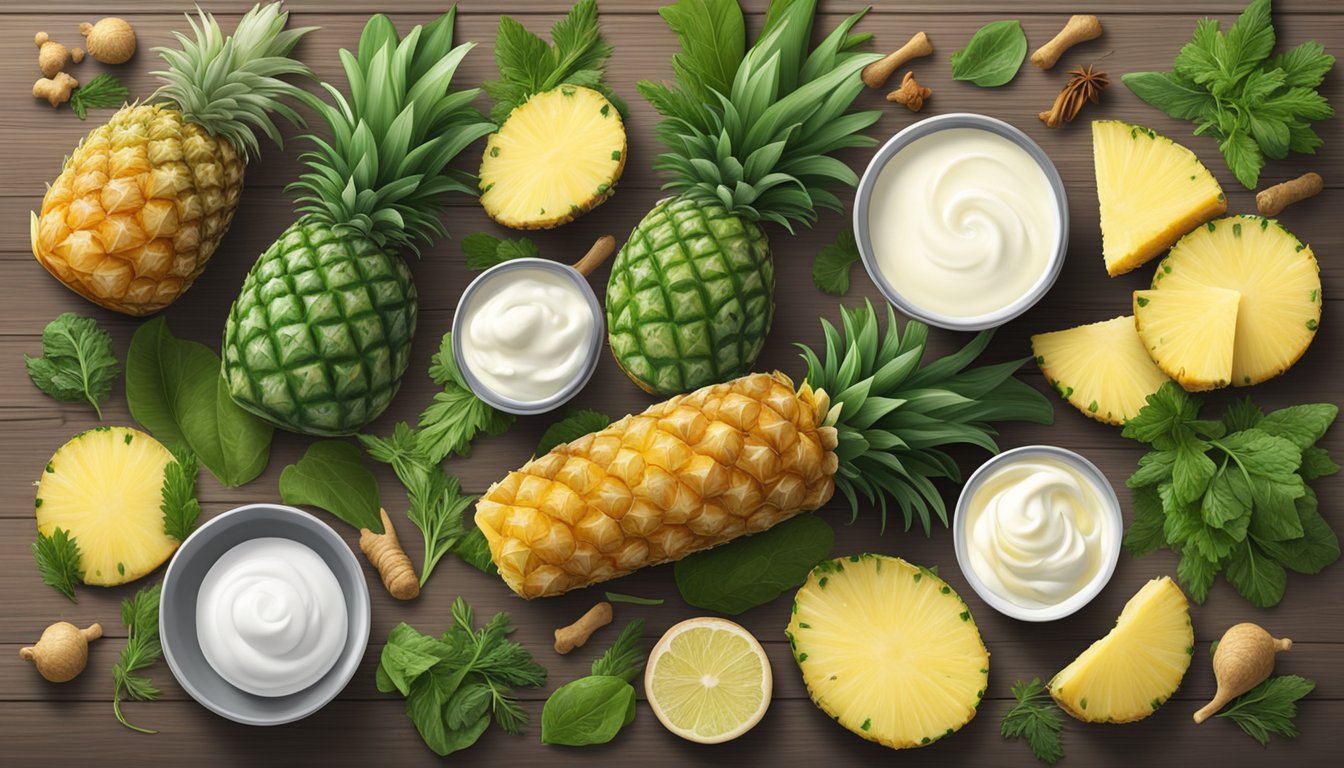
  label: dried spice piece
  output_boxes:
[887,71,932,112]
[1040,64,1108,128]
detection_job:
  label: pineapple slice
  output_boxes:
[1093,121,1226,276]
[36,427,179,586]
[1153,216,1321,386]
[1050,576,1194,723]
[479,85,626,230]
[787,554,989,749]
[1134,287,1241,391]
[1032,316,1169,426]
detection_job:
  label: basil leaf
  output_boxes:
[675,514,834,614]
[279,441,383,533]
[950,20,1026,87]
[541,675,636,746]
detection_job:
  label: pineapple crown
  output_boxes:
[152,3,315,158]
[290,10,496,253]
[799,302,1055,534]
[637,0,882,232]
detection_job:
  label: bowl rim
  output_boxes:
[159,502,371,726]
[852,112,1070,331]
[952,445,1124,623]
[451,257,605,415]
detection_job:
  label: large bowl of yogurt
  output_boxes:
[854,113,1069,330]
[160,503,371,725]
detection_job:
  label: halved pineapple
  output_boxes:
[786,554,989,749]
[1050,576,1193,723]
[1032,316,1169,426]
[1153,215,1321,386]
[1093,121,1226,276]
[479,85,626,229]
[1134,287,1240,391]
[35,427,179,586]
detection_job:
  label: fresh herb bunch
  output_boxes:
[461,232,539,271]
[541,619,646,746]
[25,312,118,418]
[674,514,834,615]
[1123,383,1339,607]
[415,333,516,464]
[279,441,383,533]
[812,229,860,296]
[376,599,547,755]
[1001,678,1065,765]
[537,409,611,456]
[113,583,164,734]
[160,450,202,543]
[32,527,82,602]
[1123,0,1335,188]
[1216,674,1314,745]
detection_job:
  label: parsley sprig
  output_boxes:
[1001,678,1065,765]
[415,333,515,464]
[32,527,83,602]
[113,584,163,734]
[1216,674,1315,745]
[811,229,861,296]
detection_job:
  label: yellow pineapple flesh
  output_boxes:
[1093,121,1226,276]
[35,427,180,586]
[787,555,989,749]
[1152,215,1321,386]
[1134,287,1240,391]
[474,372,839,598]
[1032,316,1169,425]
[479,85,627,230]
[1050,576,1194,723]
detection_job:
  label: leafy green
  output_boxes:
[812,229,860,296]
[461,232,540,271]
[1122,383,1339,607]
[589,619,647,683]
[537,409,611,455]
[484,0,625,123]
[113,583,163,734]
[675,514,834,614]
[604,592,665,606]
[125,318,273,487]
[541,620,645,746]
[1001,678,1065,765]
[1215,674,1314,745]
[69,74,129,120]
[1122,0,1335,188]
[951,20,1027,87]
[25,313,118,418]
[416,333,515,464]
[376,600,547,755]
[32,527,82,602]
[279,441,383,533]
[161,450,201,543]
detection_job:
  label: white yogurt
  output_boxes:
[196,537,348,697]
[867,127,1060,319]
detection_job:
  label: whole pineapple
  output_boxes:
[607,0,881,395]
[476,303,1054,598]
[222,11,494,436]
[31,4,313,316]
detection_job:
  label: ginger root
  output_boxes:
[20,621,102,683]
[554,602,613,654]
[1031,15,1102,69]
[887,71,931,112]
[80,18,137,65]
[34,73,78,108]
[35,32,74,78]
[1256,172,1323,216]
[359,508,420,600]
[863,32,933,89]
[1194,623,1292,724]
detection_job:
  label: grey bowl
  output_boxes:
[160,503,371,726]
[853,113,1070,331]
[451,257,605,416]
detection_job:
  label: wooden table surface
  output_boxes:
[1,1,1340,766]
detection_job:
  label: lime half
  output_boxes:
[645,617,772,743]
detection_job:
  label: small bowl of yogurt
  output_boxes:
[451,237,611,415]
[160,503,371,725]
[953,446,1122,622]
[854,113,1068,330]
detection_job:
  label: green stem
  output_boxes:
[113,691,158,735]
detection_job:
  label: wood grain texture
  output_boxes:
[1,1,1339,767]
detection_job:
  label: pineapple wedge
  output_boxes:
[1153,216,1321,386]
[36,427,179,586]
[1050,576,1194,723]
[1134,287,1241,391]
[1093,121,1226,276]
[787,554,989,749]
[1032,316,1169,425]
[479,86,626,229]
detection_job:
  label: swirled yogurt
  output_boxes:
[964,457,1116,610]
[868,127,1060,318]
[196,537,348,697]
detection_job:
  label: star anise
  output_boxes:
[1040,65,1109,128]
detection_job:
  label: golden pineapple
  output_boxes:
[31,4,312,315]
[1134,287,1240,391]
[1032,316,1169,426]
[474,303,1053,598]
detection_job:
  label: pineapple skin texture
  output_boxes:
[32,105,244,316]
[475,372,839,598]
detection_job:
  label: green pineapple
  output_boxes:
[222,11,494,435]
[607,0,881,396]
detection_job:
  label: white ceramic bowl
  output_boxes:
[952,445,1122,622]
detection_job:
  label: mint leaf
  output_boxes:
[1222,0,1275,80]
[1268,40,1335,88]
[1121,71,1216,121]
[1178,548,1219,603]
[25,312,119,418]
[1122,383,1201,450]
[1219,430,1302,476]
[1298,446,1339,480]
[1257,488,1339,574]
[1256,403,1337,450]
[1225,540,1286,608]
[1124,485,1168,557]
[1128,450,1176,489]
[1201,465,1250,530]
[812,229,861,296]
[1221,397,1264,433]
[461,232,540,271]
[1172,441,1216,504]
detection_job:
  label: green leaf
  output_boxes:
[1001,678,1064,765]
[25,313,118,418]
[279,441,383,533]
[1222,0,1275,80]
[1122,71,1217,121]
[675,515,834,614]
[1257,488,1339,574]
[1298,446,1339,480]
[537,409,611,455]
[161,450,202,543]
[1201,465,1250,530]
[1177,548,1219,603]
[950,20,1027,88]
[604,592,664,606]
[1128,450,1176,489]
[69,74,129,120]
[1225,540,1287,608]
[1215,675,1314,746]
[485,0,622,121]
[541,676,636,746]
[32,527,82,602]
[1172,441,1217,504]
[658,0,746,103]
[1122,383,1202,450]
[1123,485,1168,558]
[417,333,516,463]
[113,583,163,733]
[1256,403,1337,450]
[1267,40,1336,88]
[461,232,540,271]
[590,620,647,683]
[1221,397,1264,434]
[455,527,498,575]
[812,229,860,296]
